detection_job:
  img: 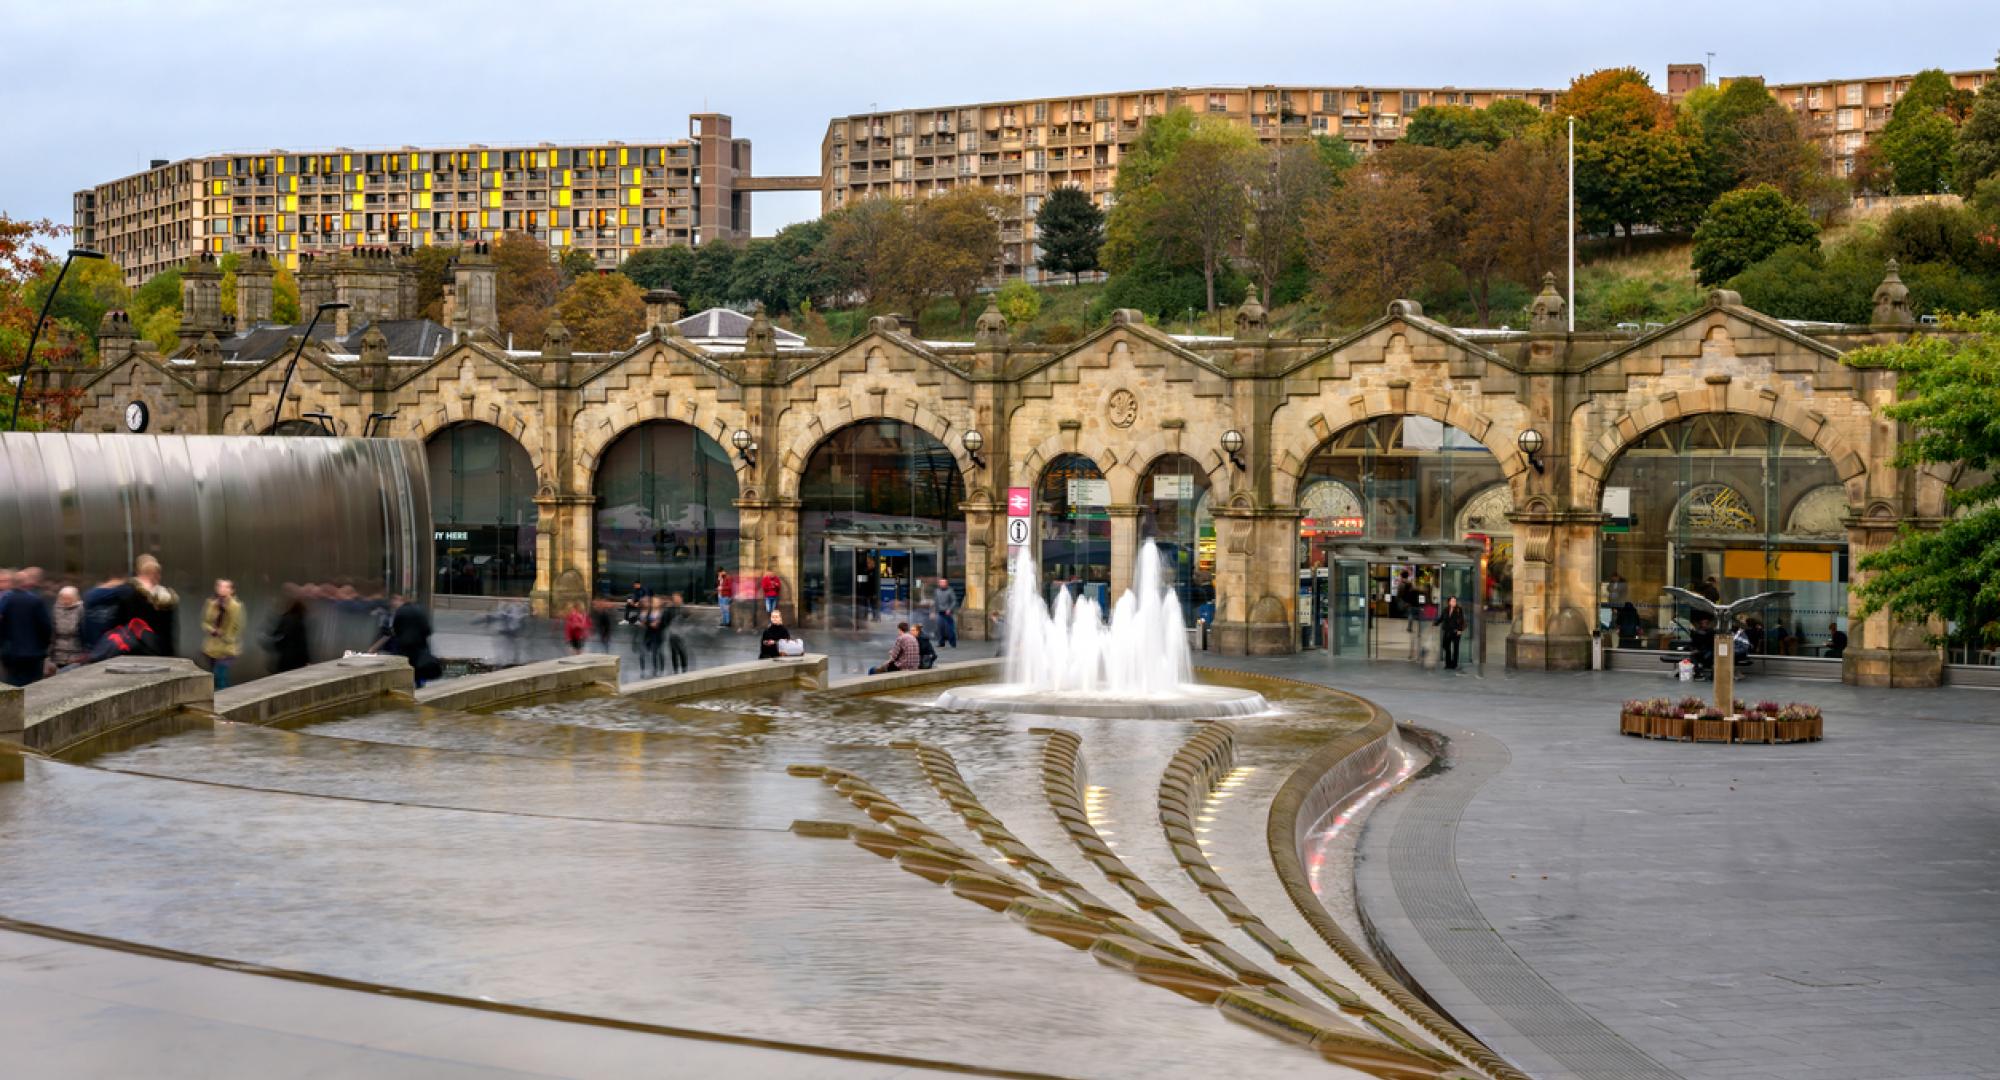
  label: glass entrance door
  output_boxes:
[1331,559,1370,657]
[823,542,939,630]
[1437,561,1480,674]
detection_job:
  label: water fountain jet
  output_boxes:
[936,541,1269,719]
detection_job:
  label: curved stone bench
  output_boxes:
[825,657,1003,697]
[622,655,826,704]
[215,656,413,727]
[11,659,212,755]
[416,654,620,712]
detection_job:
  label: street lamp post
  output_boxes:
[8,247,105,431]
[271,302,349,435]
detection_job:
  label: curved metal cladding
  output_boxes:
[0,434,431,680]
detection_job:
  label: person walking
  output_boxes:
[49,586,86,673]
[664,593,690,675]
[640,596,667,677]
[134,555,179,659]
[1616,601,1643,650]
[933,577,959,648]
[592,598,614,653]
[1435,596,1467,672]
[267,587,313,673]
[759,609,793,660]
[0,567,54,687]
[200,579,246,689]
[760,571,782,619]
[870,622,921,675]
[386,594,440,688]
[716,569,733,629]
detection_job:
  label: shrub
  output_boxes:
[995,280,1042,327]
[1692,185,1820,285]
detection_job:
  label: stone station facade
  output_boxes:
[54,257,1954,687]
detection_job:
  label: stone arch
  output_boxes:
[574,392,747,495]
[1014,429,1124,502]
[406,395,548,483]
[1576,397,1868,510]
[777,395,973,503]
[1270,391,1526,506]
[1119,435,1230,505]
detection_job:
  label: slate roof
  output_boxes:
[212,319,452,364]
[672,307,806,347]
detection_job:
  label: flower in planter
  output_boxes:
[1740,708,1765,723]
[1623,699,1648,714]
[1677,696,1707,714]
[1698,706,1726,722]
[1777,703,1823,722]
[1756,700,1783,715]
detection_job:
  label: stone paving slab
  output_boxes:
[1199,655,2000,1080]
[0,927,1013,1079]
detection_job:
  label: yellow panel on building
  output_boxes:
[350,193,364,211]
[619,148,629,165]
[285,195,298,212]
[561,169,572,186]
[480,151,490,168]
[342,154,352,171]
[486,190,501,208]
[1724,549,1834,582]
[626,188,640,206]
[556,190,571,207]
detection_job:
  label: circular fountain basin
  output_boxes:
[936,682,1270,720]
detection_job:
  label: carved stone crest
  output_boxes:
[1107,388,1138,428]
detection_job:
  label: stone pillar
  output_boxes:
[1506,514,1598,671]
[297,254,332,314]
[453,243,499,341]
[1843,515,1943,687]
[96,310,136,368]
[642,288,683,336]
[1210,507,1298,655]
[1107,506,1140,602]
[959,495,999,642]
[179,255,223,336]
[532,493,596,617]
[236,248,275,325]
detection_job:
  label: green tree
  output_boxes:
[554,271,647,351]
[1034,186,1105,284]
[1692,185,1820,285]
[1878,70,1965,194]
[1683,77,1830,209]
[29,253,127,358]
[618,245,696,294]
[1244,139,1342,306]
[818,197,912,308]
[1143,121,1260,312]
[1877,110,1960,194]
[995,280,1042,326]
[1849,314,2000,648]
[914,185,1008,321]
[1955,54,2000,195]
[1877,203,1982,265]
[1558,68,1704,243]
[556,247,597,287]
[1102,107,1205,274]
[1402,97,1543,150]
[1727,242,1879,323]
[726,220,835,314]
[686,241,742,310]
[127,266,183,351]
[491,232,562,343]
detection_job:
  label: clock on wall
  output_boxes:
[124,401,150,433]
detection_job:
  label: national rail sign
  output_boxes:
[1006,485,1032,554]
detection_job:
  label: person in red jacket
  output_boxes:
[760,571,781,618]
[716,569,733,629]
[563,603,589,655]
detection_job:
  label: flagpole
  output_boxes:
[1567,116,1576,333]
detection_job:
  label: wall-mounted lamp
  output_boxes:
[364,411,399,437]
[1517,428,1546,474]
[301,410,336,435]
[961,429,986,469]
[1221,429,1246,471]
[731,427,757,467]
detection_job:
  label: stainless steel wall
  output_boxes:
[0,434,431,680]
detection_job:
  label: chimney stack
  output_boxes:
[180,254,223,336]
[452,242,499,340]
[236,248,275,326]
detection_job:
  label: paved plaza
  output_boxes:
[1225,657,1999,1080]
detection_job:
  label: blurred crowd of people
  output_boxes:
[0,560,437,690]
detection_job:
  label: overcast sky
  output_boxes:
[6,0,1995,252]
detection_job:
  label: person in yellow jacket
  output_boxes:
[201,579,246,689]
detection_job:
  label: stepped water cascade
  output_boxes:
[936,540,1268,719]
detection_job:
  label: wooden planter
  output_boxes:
[1774,717,1822,742]
[1620,711,1647,736]
[1736,717,1774,744]
[1693,717,1734,743]
[1651,715,1693,741]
